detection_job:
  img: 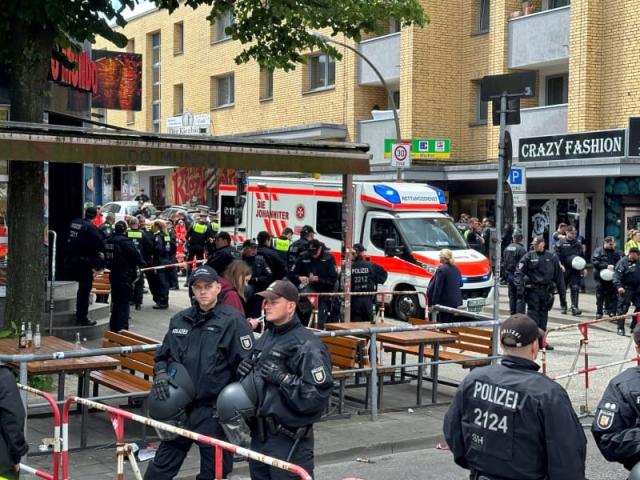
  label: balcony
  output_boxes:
[508,6,570,69]
[509,104,568,159]
[358,113,398,164]
[358,32,400,87]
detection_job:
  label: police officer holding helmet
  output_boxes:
[350,244,388,321]
[233,279,333,479]
[613,246,640,336]
[555,225,586,316]
[443,313,587,480]
[592,236,623,321]
[144,265,254,480]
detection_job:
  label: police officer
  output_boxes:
[207,231,240,275]
[289,239,338,328]
[0,362,28,480]
[105,221,144,332]
[273,227,293,266]
[257,231,287,281]
[236,280,332,479]
[514,236,565,350]
[144,265,254,480]
[127,217,153,310]
[99,212,115,240]
[592,325,640,473]
[592,236,623,320]
[555,225,585,315]
[242,239,273,318]
[350,244,388,322]
[185,214,214,283]
[151,220,175,310]
[502,231,527,315]
[613,247,640,336]
[165,220,180,291]
[287,225,314,270]
[65,207,105,326]
[443,314,587,480]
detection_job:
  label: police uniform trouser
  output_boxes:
[506,273,525,315]
[561,269,581,308]
[155,269,169,307]
[131,271,144,307]
[167,256,179,289]
[109,271,132,332]
[249,429,314,480]
[317,297,332,329]
[617,287,640,331]
[143,406,232,480]
[525,287,552,332]
[74,266,94,323]
[351,295,374,322]
[186,248,205,282]
[596,281,617,316]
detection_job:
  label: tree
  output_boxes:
[0,0,426,331]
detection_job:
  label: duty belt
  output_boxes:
[262,416,312,440]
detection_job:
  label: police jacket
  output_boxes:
[65,217,105,269]
[443,356,586,480]
[613,256,640,290]
[99,222,113,240]
[155,304,254,403]
[105,233,144,276]
[257,245,287,281]
[243,254,272,290]
[514,250,565,295]
[272,237,291,265]
[555,238,583,268]
[592,246,622,280]
[186,223,213,251]
[152,232,175,266]
[466,230,484,254]
[0,364,28,471]
[351,255,388,293]
[592,366,640,470]
[287,238,310,269]
[252,316,332,427]
[290,251,338,293]
[127,228,154,267]
[502,242,527,275]
[207,245,240,275]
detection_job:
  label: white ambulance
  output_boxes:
[219,177,493,320]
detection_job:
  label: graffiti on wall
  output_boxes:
[171,167,206,205]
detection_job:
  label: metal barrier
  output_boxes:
[61,396,312,480]
[17,383,61,480]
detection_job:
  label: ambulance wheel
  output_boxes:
[394,292,424,322]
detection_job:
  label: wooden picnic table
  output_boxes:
[324,322,457,404]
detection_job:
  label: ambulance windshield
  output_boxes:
[396,217,467,250]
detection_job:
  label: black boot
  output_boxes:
[560,305,567,315]
[570,291,581,316]
[618,319,626,336]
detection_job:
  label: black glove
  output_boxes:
[258,360,289,385]
[237,357,256,377]
[152,370,176,401]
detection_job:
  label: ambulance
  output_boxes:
[219,177,493,320]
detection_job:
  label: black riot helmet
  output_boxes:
[148,362,195,440]
[216,374,260,447]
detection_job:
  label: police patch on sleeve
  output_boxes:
[311,366,327,384]
[596,409,615,430]
[240,335,253,350]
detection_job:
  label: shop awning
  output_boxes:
[0,122,371,175]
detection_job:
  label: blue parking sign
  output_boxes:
[509,168,523,185]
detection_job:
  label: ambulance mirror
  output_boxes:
[384,238,404,257]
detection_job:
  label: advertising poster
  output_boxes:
[92,50,143,111]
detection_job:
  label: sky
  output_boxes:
[112,0,157,21]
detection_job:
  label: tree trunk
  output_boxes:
[4,23,55,330]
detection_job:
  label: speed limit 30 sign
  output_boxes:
[391,142,412,168]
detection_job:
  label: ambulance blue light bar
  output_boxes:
[430,185,447,204]
[373,184,401,204]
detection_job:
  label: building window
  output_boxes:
[389,19,402,33]
[476,82,488,123]
[546,74,568,105]
[174,22,184,55]
[212,74,235,108]
[549,0,570,9]
[308,54,335,91]
[213,11,233,43]
[173,84,184,115]
[151,32,161,133]
[259,68,273,100]
[392,90,400,109]
[478,0,490,33]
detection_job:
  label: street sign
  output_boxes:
[481,71,537,101]
[507,167,526,192]
[384,138,451,160]
[512,192,527,208]
[390,142,412,168]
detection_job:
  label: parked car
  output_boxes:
[101,201,157,222]
[158,205,201,224]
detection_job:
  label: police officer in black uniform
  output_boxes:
[0,362,28,480]
[502,231,527,315]
[105,221,144,332]
[273,227,294,266]
[287,225,314,270]
[592,325,640,473]
[186,214,214,283]
[127,217,153,310]
[151,220,175,310]
[613,247,640,336]
[65,207,105,326]
[350,244,388,322]
[444,314,587,480]
[592,236,623,320]
[514,236,565,350]
[144,265,254,480]
[257,231,287,281]
[166,220,180,291]
[207,231,240,275]
[289,239,338,328]
[236,280,332,480]
[242,239,274,318]
[99,212,115,240]
[555,225,585,316]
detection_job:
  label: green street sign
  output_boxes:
[384,138,451,159]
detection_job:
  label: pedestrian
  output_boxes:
[185,214,214,285]
[426,249,462,323]
[144,265,254,480]
[219,259,252,316]
[592,325,640,472]
[207,231,239,275]
[289,239,338,328]
[592,236,623,320]
[64,206,105,326]
[287,225,314,270]
[513,236,565,350]
[555,225,585,315]
[502,231,527,315]
[99,212,115,240]
[613,246,640,336]
[0,362,29,480]
[626,230,640,255]
[273,227,293,265]
[551,222,567,250]
[104,221,144,332]
[150,220,174,310]
[134,188,150,203]
[127,217,153,310]
[257,231,287,280]
[242,239,273,318]
[465,217,485,254]
[443,314,587,480]
[235,279,333,479]
[350,243,388,322]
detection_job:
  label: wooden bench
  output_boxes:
[384,318,494,371]
[91,270,111,297]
